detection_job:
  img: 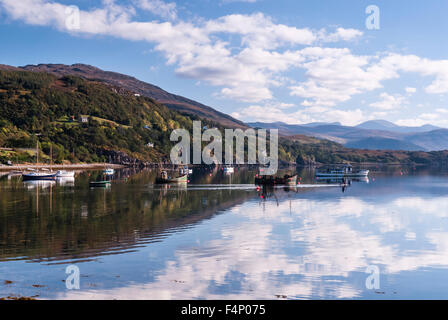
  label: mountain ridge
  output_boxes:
[0,63,248,129]
[249,121,448,151]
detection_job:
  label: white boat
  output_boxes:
[223,165,234,173]
[22,170,57,181]
[21,141,57,181]
[56,170,75,178]
[179,166,193,175]
[103,168,115,175]
[315,165,369,177]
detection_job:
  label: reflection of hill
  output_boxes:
[0,173,255,263]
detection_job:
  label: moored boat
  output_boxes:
[223,165,234,173]
[56,170,75,178]
[22,170,57,181]
[89,180,111,187]
[315,164,369,177]
[156,171,188,183]
[179,166,193,175]
[103,168,115,175]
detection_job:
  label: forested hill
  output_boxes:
[0,70,213,164]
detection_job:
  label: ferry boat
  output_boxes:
[315,165,369,177]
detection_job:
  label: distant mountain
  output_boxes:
[249,121,448,151]
[407,129,448,151]
[0,63,247,129]
[345,137,424,151]
[301,121,341,127]
[356,120,439,133]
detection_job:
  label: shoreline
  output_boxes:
[0,163,126,171]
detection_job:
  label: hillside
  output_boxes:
[4,63,248,130]
[0,69,215,164]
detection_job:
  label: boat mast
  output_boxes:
[50,143,53,171]
[36,140,39,167]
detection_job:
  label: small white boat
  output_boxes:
[56,170,75,178]
[103,168,115,175]
[315,165,369,177]
[223,165,234,173]
[179,166,193,175]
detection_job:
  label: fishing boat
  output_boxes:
[255,174,298,186]
[156,171,188,183]
[315,164,369,177]
[103,168,115,175]
[56,170,75,178]
[89,180,111,187]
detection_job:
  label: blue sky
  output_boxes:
[1,0,448,127]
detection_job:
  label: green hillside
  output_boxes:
[0,70,212,164]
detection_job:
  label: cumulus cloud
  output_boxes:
[134,0,177,20]
[0,0,365,107]
[2,0,448,125]
[370,93,408,110]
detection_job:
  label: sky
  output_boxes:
[1,0,448,127]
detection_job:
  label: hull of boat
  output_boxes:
[89,181,111,187]
[22,173,57,181]
[156,174,188,184]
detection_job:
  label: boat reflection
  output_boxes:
[23,180,56,189]
[56,177,75,187]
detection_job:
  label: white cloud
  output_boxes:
[405,87,417,94]
[0,0,364,107]
[319,27,363,42]
[2,0,448,125]
[370,93,408,110]
[289,47,387,108]
[231,103,365,126]
[134,0,177,20]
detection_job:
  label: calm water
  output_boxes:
[1,166,448,299]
